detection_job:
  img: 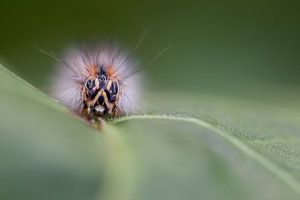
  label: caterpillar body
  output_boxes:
[51,44,142,123]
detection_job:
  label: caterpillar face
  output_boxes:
[82,66,120,119]
[51,44,142,122]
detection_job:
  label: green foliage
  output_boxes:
[1,64,300,200]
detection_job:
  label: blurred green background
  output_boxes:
[1,0,300,99]
[2,1,300,200]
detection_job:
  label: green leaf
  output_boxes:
[1,64,300,200]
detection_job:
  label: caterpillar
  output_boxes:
[50,44,142,125]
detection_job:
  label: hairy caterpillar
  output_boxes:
[50,44,142,125]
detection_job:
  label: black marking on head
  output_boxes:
[97,67,107,88]
[98,95,104,105]
[99,67,107,77]
[105,88,117,103]
[85,79,95,90]
[111,81,118,95]
[97,77,106,89]
[85,79,97,98]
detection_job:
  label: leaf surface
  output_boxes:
[1,65,300,200]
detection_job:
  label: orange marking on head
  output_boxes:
[107,66,117,79]
[89,65,98,76]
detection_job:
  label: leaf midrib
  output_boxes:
[113,114,300,195]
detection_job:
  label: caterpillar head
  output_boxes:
[82,66,121,119]
[51,44,142,122]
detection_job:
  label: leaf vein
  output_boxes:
[113,114,300,195]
